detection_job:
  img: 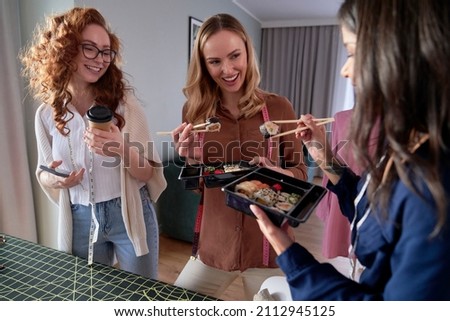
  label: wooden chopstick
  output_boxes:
[156,126,212,135]
[159,117,220,134]
[158,118,331,137]
[271,117,334,125]
[192,122,208,129]
[156,127,221,136]
[191,128,220,133]
[270,118,335,139]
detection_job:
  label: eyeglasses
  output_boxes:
[80,43,116,63]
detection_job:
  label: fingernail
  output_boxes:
[250,205,260,216]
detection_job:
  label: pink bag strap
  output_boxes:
[191,132,205,259]
[261,105,272,266]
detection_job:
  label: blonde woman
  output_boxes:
[171,13,307,300]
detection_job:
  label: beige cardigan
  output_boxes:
[35,93,167,256]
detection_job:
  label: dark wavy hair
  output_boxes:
[21,7,127,135]
[349,0,450,235]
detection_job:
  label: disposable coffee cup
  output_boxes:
[86,105,113,131]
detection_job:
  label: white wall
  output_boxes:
[18,0,261,249]
[19,0,75,249]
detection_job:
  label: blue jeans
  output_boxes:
[71,186,159,279]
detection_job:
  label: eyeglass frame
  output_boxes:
[79,43,117,63]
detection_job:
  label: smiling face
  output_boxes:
[202,29,248,97]
[71,24,112,88]
[340,25,357,85]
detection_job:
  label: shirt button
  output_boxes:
[235,226,242,232]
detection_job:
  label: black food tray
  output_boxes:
[178,164,202,190]
[178,160,257,189]
[221,167,326,227]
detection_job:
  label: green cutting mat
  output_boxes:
[0,235,217,301]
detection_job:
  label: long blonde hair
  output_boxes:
[183,13,268,124]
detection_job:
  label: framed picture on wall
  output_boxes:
[189,16,203,62]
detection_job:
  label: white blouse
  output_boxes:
[35,92,167,255]
[42,103,122,205]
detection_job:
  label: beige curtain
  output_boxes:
[0,0,37,241]
[260,25,346,118]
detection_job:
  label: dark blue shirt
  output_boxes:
[276,163,450,300]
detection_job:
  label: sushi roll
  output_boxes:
[235,180,259,197]
[259,121,280,138]
[223,164,242,172]
[254,188,278,206]
[193,116,220,130]
[205,122,221,132]
[206,116,220,125]
[275,202,294,212]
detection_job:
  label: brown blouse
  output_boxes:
[182,94,307,271]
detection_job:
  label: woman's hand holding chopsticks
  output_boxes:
[297,114,343,185]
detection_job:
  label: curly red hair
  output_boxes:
[21,7,127,135]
